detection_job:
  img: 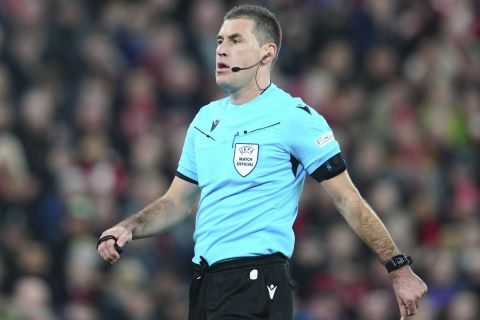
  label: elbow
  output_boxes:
[162,195,192,220]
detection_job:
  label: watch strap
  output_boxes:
[385,254,412,273]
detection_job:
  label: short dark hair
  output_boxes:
[224,4,282,53]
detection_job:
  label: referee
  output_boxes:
[97,4,427,320]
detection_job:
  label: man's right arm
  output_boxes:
[97,176,200,264]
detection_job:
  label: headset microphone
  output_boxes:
[231,52,271,72]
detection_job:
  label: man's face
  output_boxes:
[215,18,262,92]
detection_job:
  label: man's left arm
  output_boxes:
[321,170,428,319]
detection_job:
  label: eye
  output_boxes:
[232,39,240,44]
[217,39,223,45]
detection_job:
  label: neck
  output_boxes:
[229,71,271,105]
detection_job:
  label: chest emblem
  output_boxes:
[233,143,259,177]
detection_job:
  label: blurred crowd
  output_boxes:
[0,0,479,319]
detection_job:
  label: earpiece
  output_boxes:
[260,52,272,62]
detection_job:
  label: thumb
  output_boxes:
[116,229,132,247]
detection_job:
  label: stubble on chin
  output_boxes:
[216,78,235,93]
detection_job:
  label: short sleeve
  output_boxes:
[177,123,198,183]
[281,105,341,175]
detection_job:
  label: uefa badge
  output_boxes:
[233,143,259,177]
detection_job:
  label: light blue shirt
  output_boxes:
[177,84,341,264]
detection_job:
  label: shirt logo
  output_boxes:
[210,119,220,132]
[267,284,277,300]
[233,143,259,177]
[297,104,311,115]
[316,131,335,148]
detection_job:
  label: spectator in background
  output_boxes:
[1,276,56,320]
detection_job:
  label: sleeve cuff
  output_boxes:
[176,171,198,185]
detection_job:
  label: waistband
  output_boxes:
[194,253,289,274]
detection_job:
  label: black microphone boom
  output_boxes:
[231,60,261,72]
[231,66,244,72]
[231,53,270,73]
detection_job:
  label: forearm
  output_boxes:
[116,196,191,239]
[336,190,400,263]
[322,168,427,318]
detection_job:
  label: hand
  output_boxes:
[390,267,428,319]
[97,226,132,264]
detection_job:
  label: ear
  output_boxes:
[261,43,277,64]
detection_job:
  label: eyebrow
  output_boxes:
[216,33,243,41]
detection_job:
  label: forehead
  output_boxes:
[218,18,256,38]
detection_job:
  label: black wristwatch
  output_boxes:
[385,254,413,273]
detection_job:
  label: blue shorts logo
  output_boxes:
[234,143,259,177]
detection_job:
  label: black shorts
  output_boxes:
[188,253,294,320]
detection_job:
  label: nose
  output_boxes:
[216,43,227,57]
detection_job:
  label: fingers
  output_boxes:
[98,238,120,263]
[116,231,131,248]
[398,293,424,319]
[404,298,418,316]
[97,227,132,264]
[392,270,428,319]
[397,297,407,320]
[106,239,121,262]
[404,281,427,317]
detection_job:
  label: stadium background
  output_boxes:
[0,0,479,319]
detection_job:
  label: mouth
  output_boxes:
[216,62,230,72]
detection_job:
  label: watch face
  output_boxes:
[394,256,406,265]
